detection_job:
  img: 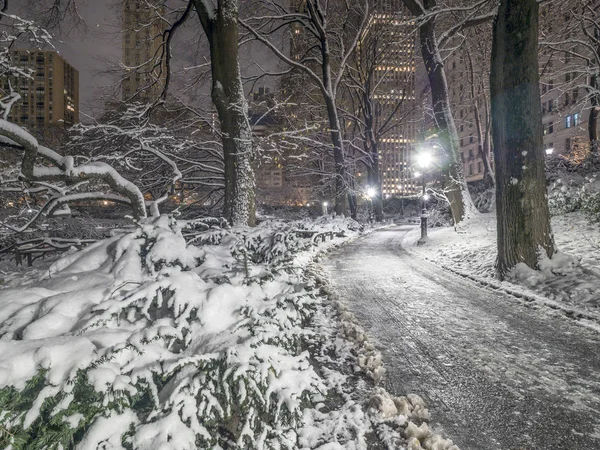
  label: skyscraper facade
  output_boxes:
[360,0,418,197]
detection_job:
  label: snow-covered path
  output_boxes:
[323,225,600,450]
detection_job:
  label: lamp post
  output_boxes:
[322,201,328,216]
[366,187,376,223]
[416,151,432,245]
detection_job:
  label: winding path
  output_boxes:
[323,225,600,450]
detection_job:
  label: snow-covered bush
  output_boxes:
[425,207,452,228]
[547,174,600,222]
[0,215,360,449]
[547,176,582,216]
[468,181,495,213]
[578,175,600,223]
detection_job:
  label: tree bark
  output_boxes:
[490,0,555,278]
[324,93,348,216]
[474,100,495,187]
[588,73,599,155]
[363,96,384,221]
[193,0,256,226]
[403,0,476,225]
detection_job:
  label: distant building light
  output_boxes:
[545,147,554,155]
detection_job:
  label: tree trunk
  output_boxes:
[474,100,495,188]
[490,0,555,278]
[194,0,256,226]
[366,143,384,222]
[324,93,348,216]
[364,97,384,221]
[588,73,599,156]
[410,0,475,225]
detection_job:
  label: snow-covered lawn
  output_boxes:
[403,212,600,323]
[0,215,459,449]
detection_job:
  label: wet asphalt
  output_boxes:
[323,225,600,450]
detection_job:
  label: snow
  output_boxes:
[1,215,395,449]
[76,410,139,450]
[403,212,600,322]
[0,337,96,390]
[0,117,38,149]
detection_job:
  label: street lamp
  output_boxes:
[417,150,432,245]
[322,201,328,216]
[366,187,376,223]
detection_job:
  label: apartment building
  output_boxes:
[4,49,79,129]
[538,6,596,162]
[412,0,600,187]
[122,0,167,102]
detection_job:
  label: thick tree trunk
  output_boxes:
[490,0,555,278]
[194,0,256,226]
[412,0,475,225]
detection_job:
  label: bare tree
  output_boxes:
[191,0,256,225]
[490,0,555,277]
[457,28,494,187]
[401,0,495,224]
[0,11,150,232]
[8,0,257,226]
[241,0,369,217]
[67,104,225,204]
[342,8,417,221]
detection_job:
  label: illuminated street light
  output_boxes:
[417,149,435,245]
[417,151,432,169]
[366,187,376,223]
[322,201,328,216]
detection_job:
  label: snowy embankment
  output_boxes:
[403,212,600,325]
[0,215,457,449]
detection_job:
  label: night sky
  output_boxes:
[14,0,279,121]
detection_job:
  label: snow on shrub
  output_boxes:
[547,174,600,223]
[0,215,359,449]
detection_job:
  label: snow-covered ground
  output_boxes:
[403,212,600,324]
[0,215,458,449]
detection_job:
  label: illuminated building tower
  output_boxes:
[4,49,79,129]
[360,0,418,197]
[122,0,167,102]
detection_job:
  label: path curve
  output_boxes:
[323,225,600,450]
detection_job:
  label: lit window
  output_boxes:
[565,115,572,128]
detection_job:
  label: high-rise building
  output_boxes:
[122,0,167,102]
[359,0,418,197]
[3,49,78,129]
